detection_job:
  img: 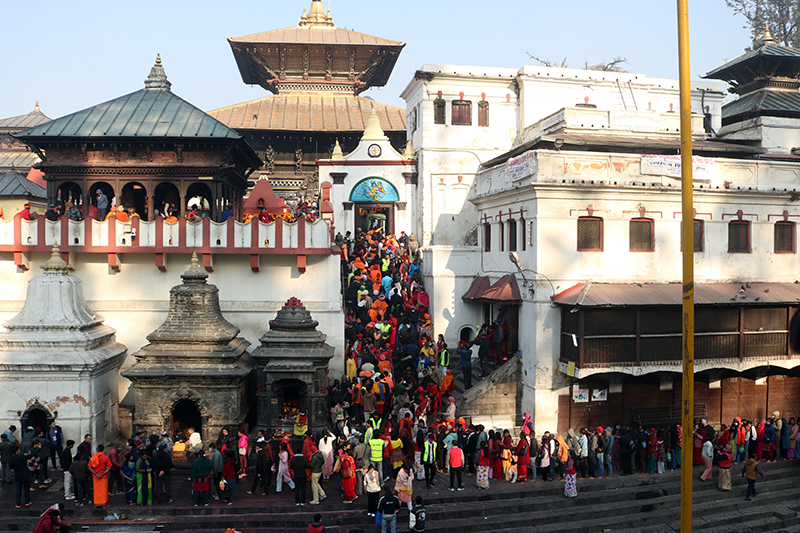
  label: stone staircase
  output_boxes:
[4,460,799,532]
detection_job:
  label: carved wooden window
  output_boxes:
[728,220,750,253]
[629,218,654,252]
[508,219,517,252]
[774,221,795,253]
[433,99,446,125]
[484,223,491,252]
[478,101,489,127]
[451,100,472,126]
[577,217,603,251]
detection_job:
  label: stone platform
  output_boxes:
[3,459,800,532]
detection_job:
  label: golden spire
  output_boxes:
[762,24,775,44]
[404,140,416,160]
[156,53,162,65]
[34,101,40,112]
[299,0,334,27]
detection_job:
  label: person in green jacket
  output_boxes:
[309,446,326,504]
[369,436,386,483]
[439,343,450,376]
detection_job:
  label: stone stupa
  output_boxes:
[0,247,127,444]
[251,297,334,433]
[122,253,253,444]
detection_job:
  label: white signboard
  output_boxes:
[610,111,661,131]
[640,155,714,179]
[507,150,537,181]
[573,386,589,403]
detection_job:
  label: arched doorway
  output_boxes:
[56,182,83,211]
[186,182,213,219]
[171,399,202,440]
[89,182,115,220]
[459,326,475,344]
[21,403,53,435]
[154,182,180,218]
[121,182,148,220]
[350,178,399,234]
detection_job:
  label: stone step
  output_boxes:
[4,461,798,532]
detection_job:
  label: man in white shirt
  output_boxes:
[187,427,202,452]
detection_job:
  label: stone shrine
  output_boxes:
[0,247,126,444]
[252,298,334,434]
[122,253,253,444]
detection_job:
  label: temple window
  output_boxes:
[451,100,472,126]
[478,100,489,127]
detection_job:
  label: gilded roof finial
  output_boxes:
[34,101,40,112]
[145,53,172,91]
[299,0,334,27]
[156,53,162,65]
[762,24,775,44]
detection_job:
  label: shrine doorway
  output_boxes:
[121,182,148,220]
[186,182,213,219]
[21,403,53,434]
[355,204,394,234]
[273,379,307,424]
[171,399,202,439]
[154,182,180,218]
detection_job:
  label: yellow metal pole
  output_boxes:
[677,1,695,532]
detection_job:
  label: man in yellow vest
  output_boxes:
[422,433,437,490]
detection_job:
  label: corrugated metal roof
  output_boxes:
[0,171,46,199]
[17,88,244,140]
[0,106,51,130]
[0,152,40,170]
[208,94,406,133]
[479,274,522,304]
[552,282,800,307]
[230,26,403,46]
[722,90,800,118]
[706,43,800,80]
[462,276,491,301]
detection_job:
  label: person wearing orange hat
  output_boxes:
[18,202,35,221]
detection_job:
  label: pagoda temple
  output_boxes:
[122,253,253,444]
[706,27,800,154]
[16,56,262,221]
[209,0,408,202]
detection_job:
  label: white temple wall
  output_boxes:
[0,252,345,408]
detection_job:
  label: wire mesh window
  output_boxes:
[693,220,704,252]
[629,218,654,252]
[577,217,603,251]
[478,101,489,127]
[728,220,750,253]
[451,100,472,126]
[483,223,491,252]
[774,221,795,253]
[433,99,446,125]
[508,220,517,251]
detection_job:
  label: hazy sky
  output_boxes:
[1,1,753,121]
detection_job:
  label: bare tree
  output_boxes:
[584,57,629,72]
[526,52,628,72]
[726,0,800,47]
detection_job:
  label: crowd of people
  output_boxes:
[2,227,798,531]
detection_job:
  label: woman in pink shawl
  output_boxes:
[521,413,533,436]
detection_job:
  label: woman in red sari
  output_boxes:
[89,444,112,508]
[490,431,503,480]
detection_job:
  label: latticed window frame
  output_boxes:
[508,219,517,252]
[433,98,446,125]
[451,100,472,126]
[478,100,489,127]
[728,220,751,253]
[577,217,603,252]
[629,218,654,252]
[774,221,795,254]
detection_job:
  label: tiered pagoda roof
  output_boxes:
[227,0,405,96]
[705,27,800,125]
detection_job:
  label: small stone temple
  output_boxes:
[122,253,253,444]
[252,298,334,434]
[0,247,126,444]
